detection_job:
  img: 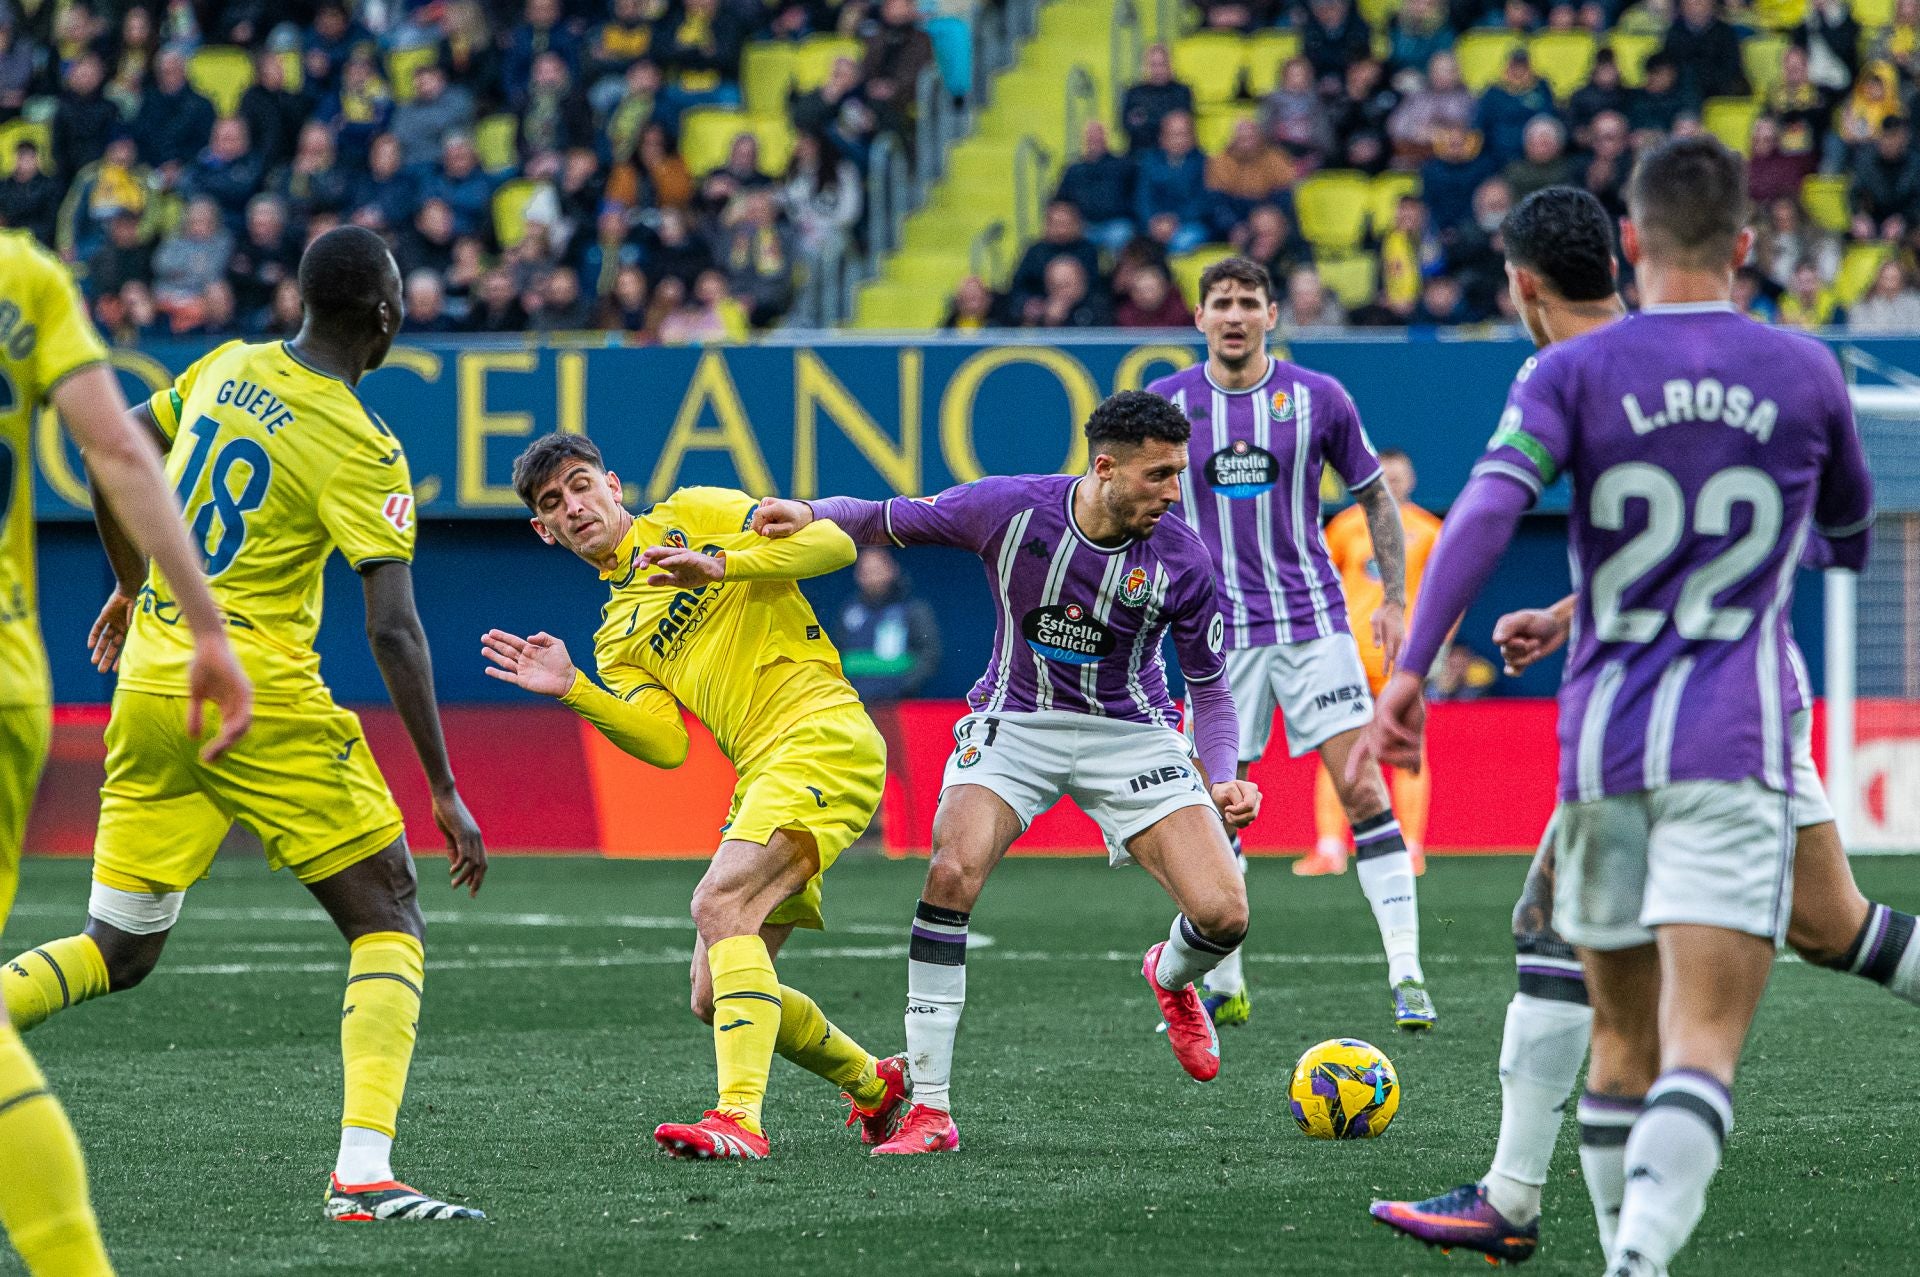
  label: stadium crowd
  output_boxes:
[947,0,1920,331]
[0,0,952,339]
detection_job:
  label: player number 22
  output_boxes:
[174,414,272,576]
[1588,463,1783,644]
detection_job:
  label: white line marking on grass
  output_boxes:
[7,902,922,938]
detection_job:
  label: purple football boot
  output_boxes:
[1370,1183,1539,1265]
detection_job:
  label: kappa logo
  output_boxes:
[1119,566,1151,606]
[1271,388,1295,421]
[956,744,982,768]
[381,493,413,532]
[1021,536,1050,560]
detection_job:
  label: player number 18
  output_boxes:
[174,414,273,576]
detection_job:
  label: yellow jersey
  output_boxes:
[0,231,111,707]
[584,486,861,767]
[119,340,416,705]
[1325,498,1442,684]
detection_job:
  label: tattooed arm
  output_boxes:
[1354,479,1407,670]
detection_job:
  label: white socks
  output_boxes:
[1576,1091,1643,1255]
[1481,993,1595,1225]
[905,899,970,1115]
[1155,914,1238,991]
[334,1125,394,1186]
[1612,1071,1731,1272]
[1202,841,1248,998]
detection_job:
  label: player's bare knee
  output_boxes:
[690,988,716,1024]
[922,849,988,910]
[83,921,166,991]
[1189,894,1249,948]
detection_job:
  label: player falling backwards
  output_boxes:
[0,232,251,1275]
[1148,257,1432,1032]
[483,433,908,1161]
[1,227,490,1225]
[755,390,1260,1156]
[1355,144,1875,1277]
[1373,187,1920,1265]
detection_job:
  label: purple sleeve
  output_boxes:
[1322,383,1385,492]
[1473,352,1574,500]
[811,480,1007,554]
[807,496,891,543]
[1400,471,1535,677]
[1811,353,1875,572]
[1185,675,1240,788]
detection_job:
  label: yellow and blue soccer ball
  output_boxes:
[1288,1038,1400,1140]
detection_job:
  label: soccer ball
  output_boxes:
[1288,1038,1400,1140]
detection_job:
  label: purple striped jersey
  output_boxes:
[1149,358,1385,650]
[811,474,1227,725]
[1480,304,1873,801]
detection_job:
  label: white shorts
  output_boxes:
[1554,778,1795,952]
[941,710,1216,866]
[1789,709,1833,827]
[1222,634,1373,761]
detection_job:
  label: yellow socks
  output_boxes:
[3,936,110,1032]
[775,984,883,1109]
[0,1021,113,1276]
[340,932,424,1141]
[707,935,783,1134]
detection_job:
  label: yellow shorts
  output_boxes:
[0,704,51,933]
[723,702,885,931]
[94,690,405,894]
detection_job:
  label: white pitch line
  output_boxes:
[6,902,918,937]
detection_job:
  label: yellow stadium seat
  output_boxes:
[1455,32,1524,93]
[474,113,519,173]
[1608,32,1659,88]
[1801,174,1851,233]
[1751,0,1808,29]
[0,119,50,169]
[1246,30,1304,95]
[1316,252,1379,310]
[1835,241,1893,306]
[742,43,797,117]
[745,113,796,174]
[1294,170,1371,253]
[1702,96,1761,155]
[490,178,542,249]
[855,279,946,330]
[1196,105,1255,154]
[1852,0,1895,24]
[794,35,860,92]
[900,208,988,256]
[886,252,971,292]
[1171,247,1235,308]
[187,45,253,116]
[1173,33,1249,106]
[387,45,438,104]
[1368,170,1419,237]
[1357,0,1402,31]
[1528,31,1596,101]
[1741,34,1789,99]
[680,108,749,175]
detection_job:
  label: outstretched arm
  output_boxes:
[364,562,487,895]
[481,630,690,768]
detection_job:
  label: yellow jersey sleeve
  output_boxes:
[22,245,108,396]
[662,485,758,536]
[147,340,244,443]
[563,665,689,767]
[317,440,417,570]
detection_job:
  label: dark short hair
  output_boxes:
[1086,390,1191,451]
[1625,135,1747,270]
[297,225,396,328]
[1503,186,1617,302]
[1379,447,1411,464]
[513,433,607,508]
[1197,255,1272,305]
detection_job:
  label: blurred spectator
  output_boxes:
[1111,235,1173,299]
[321,49,394,169]
[1409,273,1467,325]
[608,121,694,212]
[701,133,774,216]
[1503,116,1577,199]
[1851,116,1920,241]
[176,280,238,338]
[1778,261,1843,328]
[1581,110,1632,217]
[1303,0,1373,86]
[1116,262,1191,327]
[783,131,862,261]
[1122,45,1194,156]
[530,267,594,330]
[1278,266,1346,328]
[105,8,159,119]
[719,189,797,326]
[272,123,354,227]
[1429,644,1498,700]
[58,135,150,263]
[393,65,478,171]
[1329,58,1399,172]
[589,0,665,109]
[1388,50,1474,164]
[656,0,747,124]
[1658,0,1748,106]
[582,209,643,298]
[835,546,939,846]
[1206,118,1297,231]
[1767,45,1828,162]
[0,19,35,121]
[438,1,502,104]
[1445,176,1514,316]
[1379,196,1440,311]
[1029,256,1111,327]
[464,268,529,332]
[1197,0,1286,29]
[1801,0,1861,96]
[1260,56,1336,161]
[505,0,582,109]
[645,207,715,288]
[86,211,154,299]
[419,133,494,239]
[791,56,878,165]
[0,143,59,247]
[1568,50,1629,144]
[596,264,655,337]
[445,236,486,317]
[1627,53,1686,135]
[943,275,995,329]
[1420,123,1498,233]
[1747,116,1815,206]
[130,48,217,178]
[53,54,117,180]
[524,148,604,262]
[660,268,751,342]
[520,53,597,156]
[227,195,297,319]
[605,59,663,163]
[1389,0,1454,76]
[117,281,169,343]
[353,134,419,232]
[1011,201,1103,319]
[1475,50,1554,164]
[254,277,305,337]
[1831,60,1901,169]
[1135,111,1208,254]
[397,199,459,279]
[1238,202,1314,281]
[1056,122,1136,255]
[188,119,265,233]
[304,2,372,97]
[240,49,310,177]
[861,0,936,139]
[153,197,235,310]
[1868,0,1920,81]
[1733,266,1779,323]
[1847,260,1920,331]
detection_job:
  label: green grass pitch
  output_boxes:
[4,854,1917,1276]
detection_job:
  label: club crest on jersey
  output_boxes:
[1118,566,1151,607]
[664,528,689,549]
[381,493,413,532]
[1270,388,1295,421]
[956,744,982,768]
[1205,439,1280,499]
[1022,603,1118,665]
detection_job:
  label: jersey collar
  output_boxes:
[1639,301,1737,314]
[1200,352,1278,396]
[600,517,646,584]
[1064,477,1136,555]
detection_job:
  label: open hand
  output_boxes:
[639,545,725,588]
[433,787,487,897]
[88,589,136,673]
[481,629,577,697]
